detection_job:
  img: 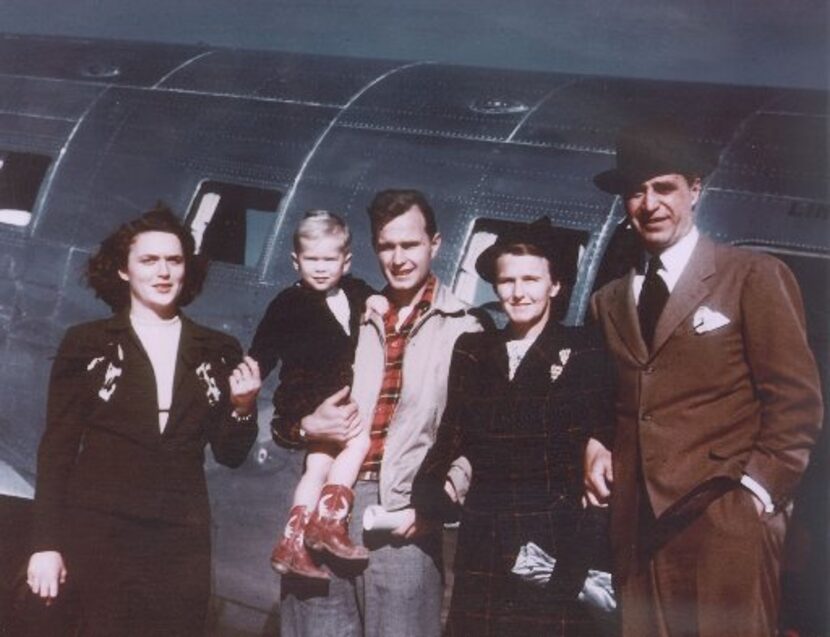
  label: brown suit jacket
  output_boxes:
[591,234,823,581]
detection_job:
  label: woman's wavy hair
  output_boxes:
[86,203,207,312]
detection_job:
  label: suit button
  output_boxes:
[642,414,653,422]
[644,366,656,374]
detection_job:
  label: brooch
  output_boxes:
[90,344,124,402]
[196,362,222,406]
[550,348,571,383]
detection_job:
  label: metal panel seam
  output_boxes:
[152,50,215,89]
[259,60,432,279]
[30,85,111,234]
[505,79,581,143]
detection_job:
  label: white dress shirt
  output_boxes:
[325,287,352,335]
[632,226,700,302]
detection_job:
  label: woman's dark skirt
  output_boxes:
[64,507,211,637]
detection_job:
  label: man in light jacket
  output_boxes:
[276,189,483,637]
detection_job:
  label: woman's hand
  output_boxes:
[27,551,67,602]
[229,356,261,416]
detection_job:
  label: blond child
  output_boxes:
[250,210,384,579]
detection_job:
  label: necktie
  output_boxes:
[638,255,669,349]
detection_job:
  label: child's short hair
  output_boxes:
[293,210,352,253]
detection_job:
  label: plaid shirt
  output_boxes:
[359,275,437,476]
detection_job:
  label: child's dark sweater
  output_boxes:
[249,275,375,434]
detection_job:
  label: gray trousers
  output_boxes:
[280,481,444,637]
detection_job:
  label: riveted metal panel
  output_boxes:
[35,87,338,248]
[710,112,829,202]
[340,64,572,142]
[161,49,402,106]
[512,76,775,152]
[0,34,207,87]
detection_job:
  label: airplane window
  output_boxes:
[0,151,52,228]
[453,217,589,314]
[186,181,281,268]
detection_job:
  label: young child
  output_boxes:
[250,210,384,580]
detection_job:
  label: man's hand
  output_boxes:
[584,437,613,507]
[390,508,437,540]
[300,386,362,444]
[27,551,67,603]
[229,356,261,416]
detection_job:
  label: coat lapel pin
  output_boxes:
[550,348,571,383]
[93,342,124,402]
[196,362,222,406]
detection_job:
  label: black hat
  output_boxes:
[594,120,718,194]
[475,217,557,284]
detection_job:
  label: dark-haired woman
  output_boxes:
[412,220,614,636]
[26,205,261,636]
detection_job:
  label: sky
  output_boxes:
[1,0,828,89]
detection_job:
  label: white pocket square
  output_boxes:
[693,306,730,334]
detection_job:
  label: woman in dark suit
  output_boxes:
[26,205,261,636]
[412,219,614,636]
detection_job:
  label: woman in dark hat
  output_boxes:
[412,218,615,636]
[25,204,261,636]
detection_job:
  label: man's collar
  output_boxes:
[383,273,437,313]
[365,275,469,329]
[635,226,699,294]
[641,226,699,275]
[659,226,699,272]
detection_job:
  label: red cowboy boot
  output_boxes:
[270,505,330,580]
[304,484,369,561]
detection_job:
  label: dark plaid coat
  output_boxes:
[413,319,615,637]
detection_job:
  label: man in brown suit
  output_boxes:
[585,122,823,637]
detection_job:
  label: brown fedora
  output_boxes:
[594,120,718,195]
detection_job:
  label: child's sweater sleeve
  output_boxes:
[248,290,292,381]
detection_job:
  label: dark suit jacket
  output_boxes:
[591,234,823,580]
[32,312,258,552]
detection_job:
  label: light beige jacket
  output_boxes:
[351,279,482,511]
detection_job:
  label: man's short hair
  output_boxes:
[367,189,437,243]
[293,210,351,253]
